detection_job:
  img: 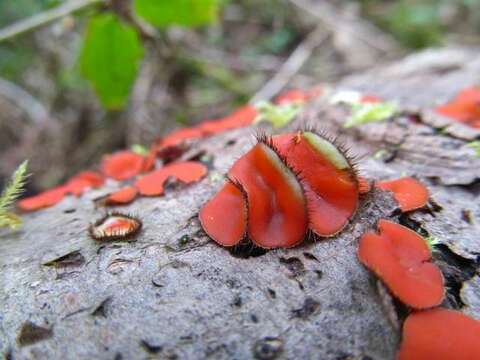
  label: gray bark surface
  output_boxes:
[1,47,480,360]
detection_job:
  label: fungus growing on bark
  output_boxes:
[358,219,444,309]
[199,179,247,247]
[228,142,308,248]
[104,187,138,206]
[65,171,105,196]
[157,127,206,149]
[18,185,70,212]
[101,151,149,181]
[18,171,105,211]
[435,86,480,128]
[272,131,359,236]
[360,94,382,103]
[134,161,207,196]
[398,308,480,360]
[376,177,429,212]
[275,87,323,105]
[198,105,257,134]
[89,212,142,241]
[275,89,309,104]
[141,149,157,172]
[154,105,258,155]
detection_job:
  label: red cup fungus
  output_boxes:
[435,86,480,129]
[134,161,207,196]
[358,219,444,309]
[89,212,142,241]
[272,131,359,237]
[398,308,480,360]
[199,179,247,247]
[104,186,138,206]
[376,177,429,212]
[101,151,149,181]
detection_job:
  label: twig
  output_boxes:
[0,0,104,43]
[288,0,398,54]
[0,78,49,125]
[250,27,328,103]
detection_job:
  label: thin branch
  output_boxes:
[0,0,104,43]
[0,78,50,125]
[250,27,328,103]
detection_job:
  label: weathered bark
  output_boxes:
[1,47,480,360]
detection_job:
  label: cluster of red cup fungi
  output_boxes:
[199,131,360,248]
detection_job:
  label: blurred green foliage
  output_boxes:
[0,0,57,80]
[134,0,220,28]
[361,0,480,48]
[0,0,223,110]
[385,1,443,48]
[1,0,480,111]
[0,0,58,24]
[0,44,34,81]
[261,28,296,54]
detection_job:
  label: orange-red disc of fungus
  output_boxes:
[273,131,359,237]
[376,177,429,212]
[275,89,309,104]
[157,127,206,149]
[18,171,105,211]
[435,86,480,128]
[89,213,142,241]
[360,94,382,103]
[104,186,138,206]
[199,180,247,247]
[141,148,156,172]
[65,171,105,196]
[275,87,322,105]
[358,219,444,309]
[18,185,69,212]
[134,161,207,196]
[398,308,480,360]
[198,105,257,134]
[101,151,147,181]
[229,142,308,248]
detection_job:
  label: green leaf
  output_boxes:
[344,102,397,128]
[133,0,219,28]
[254,101,302,128]
[467,141,480,157]
[79,13,144,110]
